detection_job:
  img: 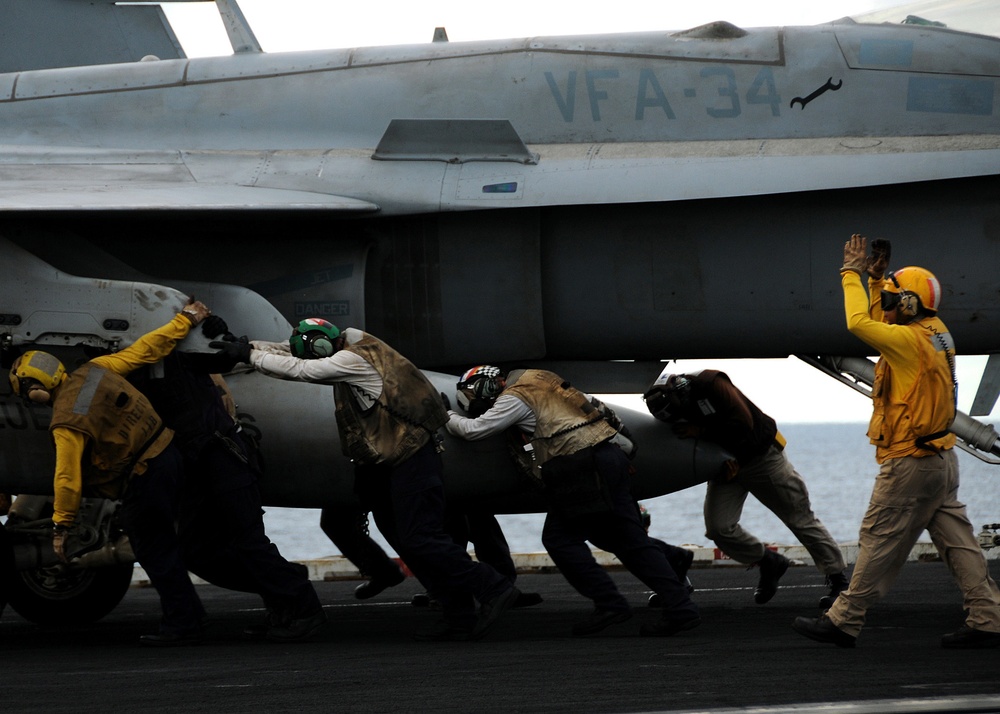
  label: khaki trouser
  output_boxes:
[704,445,846,574]
[827,449,1000,637]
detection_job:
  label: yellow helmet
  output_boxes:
[882,266,941,319]
[8,351,66,398]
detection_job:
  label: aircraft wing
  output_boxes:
[0,183,379,211]
[0,133,995,214]
[0,146,379,212]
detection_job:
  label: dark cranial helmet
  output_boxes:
[643,373,692,422]
[455,365,504,417]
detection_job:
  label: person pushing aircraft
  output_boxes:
[8,301,211,645]
[643,369,849,609]
[211,319,520,642]
[445,365,701,638]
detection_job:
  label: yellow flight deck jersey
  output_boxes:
[49,313,193,525]
[842,271,956,462]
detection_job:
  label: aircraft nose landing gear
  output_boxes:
[2,496,134,626]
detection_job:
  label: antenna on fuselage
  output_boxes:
[214,0,262,54]
[432,27,449,42]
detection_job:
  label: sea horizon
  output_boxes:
[261,421,1000,562]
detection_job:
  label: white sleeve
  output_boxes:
[250,348,382,400]
[250,340,291,356]
[446,394,535,440]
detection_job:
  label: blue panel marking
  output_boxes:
[249,264,354,296]
[859,39,913,67]
[907,77,994,116]
[482,182,518,194]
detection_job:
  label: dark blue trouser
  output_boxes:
[541,442,699,620]
[320,503,403,582]
[444,509,517,584]
[120,444,205,635]
[366,442,511,628]
[651,537,693,577]
[179,440,321,620]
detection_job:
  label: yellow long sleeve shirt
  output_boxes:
[51,313,193,525]
[841,270,956,461]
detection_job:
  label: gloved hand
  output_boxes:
[867,238,891,280]
[201,315,230,339]
[52,524,70,563]
[672,422,702,439]
[180,299,211,326]
[841,234,868,274]
[440,392,451,411]
[721,458,740,481]
[210,339,252,364]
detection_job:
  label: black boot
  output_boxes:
[754,549,789,604]
[792,615,856,648]
[819,571,849,610]
[354,567,405,600]
[650,547,695,606]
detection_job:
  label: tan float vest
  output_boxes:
[333,333,448,466]
[49,363,173,498]
[868,316,957,461]
[503,369,616,465]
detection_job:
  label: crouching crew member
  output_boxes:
[8,302,211,646]
[447,365,701,638]
[211,319,519,642]
[129,316,325,643]
[644,370,848,608]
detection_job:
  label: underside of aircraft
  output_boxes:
[0,0,998,625]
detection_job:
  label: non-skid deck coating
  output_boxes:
[2,560,999,713]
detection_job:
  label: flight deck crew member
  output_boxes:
[446,365,700,638]
[8,302,211,646]
[211,319,519,642]
[793,234,1000,649]
[128,317,325,643]
[644,370,848,608]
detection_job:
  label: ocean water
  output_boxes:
[261,422,1000,561]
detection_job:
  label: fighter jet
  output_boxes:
[1,0,998,624]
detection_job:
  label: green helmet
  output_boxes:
[289,318,341,359]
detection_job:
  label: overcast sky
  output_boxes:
[158,0,996,423]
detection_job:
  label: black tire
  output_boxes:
[6,561,134,625]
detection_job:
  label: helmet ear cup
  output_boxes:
[27,387,51,404]
[898,292,921,318]
[305,332,336,357]
[289,320,341,358]
[455,367,504,416]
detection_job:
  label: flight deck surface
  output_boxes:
[2,561,999,713]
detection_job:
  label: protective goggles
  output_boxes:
[880,291,902,311]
